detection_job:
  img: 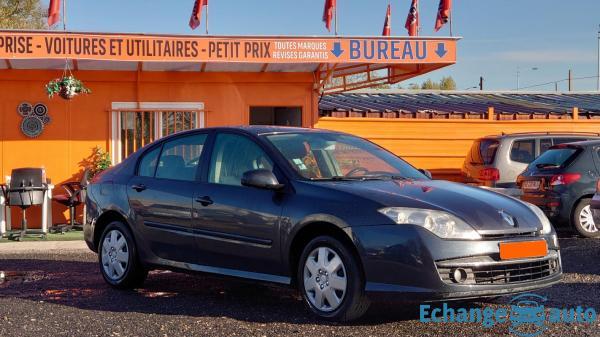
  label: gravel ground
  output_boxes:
[0,236,599,337]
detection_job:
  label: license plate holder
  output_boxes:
[499,240,548,260]
[522,180,541,190]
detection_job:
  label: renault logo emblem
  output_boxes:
[499,210,517,227]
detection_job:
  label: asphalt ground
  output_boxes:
[0,235,599,337]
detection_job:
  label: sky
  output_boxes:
[45,0,600,91]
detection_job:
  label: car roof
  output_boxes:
[230,125,337,136]
[552,139,600,147]
[161,125,344,139]
[479,132,600,140]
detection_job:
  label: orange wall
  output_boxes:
[0,69,315,227]
[315,117,600,180]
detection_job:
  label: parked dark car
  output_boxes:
[590,180,600,233]
[518,141,600,238]
[462,132,599,188]
[85,126,562,321]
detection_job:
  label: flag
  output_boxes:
[382,4,391,36]
[323,0,336,32]
[434,0,452,32]
[189,0,208,30]
[404,0,419,36]
[48,0,61,27]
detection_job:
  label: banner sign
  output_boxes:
[0,32,457,64]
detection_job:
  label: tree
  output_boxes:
[418,76,457,90]
[439,76,457,90]
[0,0,47,30]
[421,79,441,90]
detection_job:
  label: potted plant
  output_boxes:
[89,146,111,177]
[46,75,91,100]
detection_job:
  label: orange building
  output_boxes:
[0,30,458,227]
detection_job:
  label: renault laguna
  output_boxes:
[84,126,562,321]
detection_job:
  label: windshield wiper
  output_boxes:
[360,174,408,180]
[311,175,407,181]
[536,163,561,169]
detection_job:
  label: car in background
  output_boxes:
[462,132,599,188]
[591,180,600,232]
[518,141,600,238]
[84,126,562,321]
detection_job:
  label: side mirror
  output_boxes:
[241,169,285,190]
[419,169,433,179]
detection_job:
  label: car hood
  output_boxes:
[315,179,542,234]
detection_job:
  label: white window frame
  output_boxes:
[111,102,205,164]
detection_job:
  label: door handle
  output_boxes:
[195,196,213,206]
[131,184,147,192]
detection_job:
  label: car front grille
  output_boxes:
[479,231,538,240]
[436,251,560,285]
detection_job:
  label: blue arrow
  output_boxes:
[435,43,447,58]
[331,42,344,57]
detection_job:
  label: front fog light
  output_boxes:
[451,268,468,283]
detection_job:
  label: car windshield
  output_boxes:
[265,132,428,181]
[529,147,579,169]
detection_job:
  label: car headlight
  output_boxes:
[378,207,481,240]
[524,202,552,234]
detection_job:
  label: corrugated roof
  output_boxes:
[319,91,600,118]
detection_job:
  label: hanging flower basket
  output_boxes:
[46,76,91,100]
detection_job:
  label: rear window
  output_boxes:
[552,138,588,146]
[470,139,499,165]
[530,148,580,169]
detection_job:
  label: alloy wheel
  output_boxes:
[579,205,598,233]
[101,229,130,280]
[303,246,347,312]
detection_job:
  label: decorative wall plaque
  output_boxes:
[17,102,50,138]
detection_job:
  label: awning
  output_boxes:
[0,30,459,93]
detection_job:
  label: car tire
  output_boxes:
[98,221,147,289]
[572,198,600,238]
[297,235,370,321]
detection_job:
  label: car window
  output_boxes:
[208,133,274,186]
[266,133,427,180]
[155,133,207,181]
[530,147,580,169]
[510,139,536,163]
[469,139,499,165]
[138,146,161,177]
[540,138,552,155]
[553,138,586,146]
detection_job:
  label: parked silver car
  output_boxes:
[462,132,600,187]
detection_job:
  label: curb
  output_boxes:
[0,240,89,253]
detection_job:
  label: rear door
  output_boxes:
[127,132,209,263]
[506,138,536,184]
[192,131,285,277]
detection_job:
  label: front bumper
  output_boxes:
[347,225,562,301]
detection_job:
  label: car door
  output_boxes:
[192,131,285,277]
[127,132,208,264]
[506,138,536,185]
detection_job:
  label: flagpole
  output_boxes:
[388,0,391,36]
[449,12,453,36]
[335,3,338,36]
[205,3,209,35]
[62,0,67,31]
[416,0,420,36]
